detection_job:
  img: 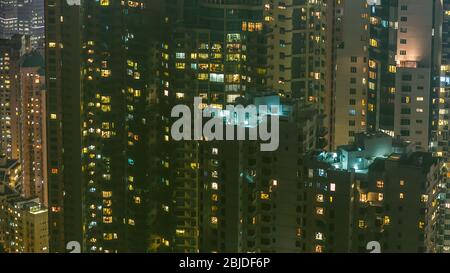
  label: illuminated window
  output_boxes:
[211,183,218,190]
[198,73,209,80]
[211,194,218,202]
[175,63,185,70]
[315,232,324,241]
[388,65,397,73]
[261,193,270,200]
[103,208,112,215]
[378,193,384,201]
[100,0,109,6]
[358,220,366,229]
[315,245,323,253]
[101,105,111,112]
[400,193,404,199]
[101,69,111,77]
[176,229,185,236]
[316,194,324,202]
[370,39,378,47]
[376,180,384,188]
[102,191,112,198]
[211,217,218,224]
[330,183,336,192]
[421,195,429,203]
[50,114,57,120]
[383,216,390,225]
[103,217,112,224]
[51,168,58,174]
[400,180,405,186]
[418,221,425,229]
[316,207,324,215]
[360,193,367,203]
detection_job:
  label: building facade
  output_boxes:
[330,0,369,148]
[19,50,47,204]
[367,0,442,152]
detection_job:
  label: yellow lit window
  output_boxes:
[176,229,185,235]
[370,39,378,47]
[358,220,366,229]
[421,194,429,203]
[400,193,404,199]
[103,208,112,215]
[261,193,270,200]
[376,180,384,188]
[316,194,324,202]
[101,69,111,77]
[101,96,111,103]
[242,21,247,31]
[360,193,367,203]
[211,217,218,224]
[103,217,112,224]
[388,65,397,73]
[418,221,425,229]
[101,105,111,112]
[316,207,324,215]
[50,113,57,120]
[198,73,209,80]
[383,216,390,225]
[211,194,218,202]
[175,63,185,70]
[102,191,112,198]
[315,245,323,253]
[100,0,109,6]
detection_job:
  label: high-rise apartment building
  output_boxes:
[264,0,329,148]
[0,34,27,160]
[330,0,369,148]
[0,0,44,48]
[300,132,443,253]
[198,95,319,253]
[45,0,83,252]
[0,0,18,40]
[81,0,165,253]
[161,0,269,252]
[2,197,49,253]
[19,50,47,204]
[367,0,442,152]
[436,0,450,252]
[17,0,45,47]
